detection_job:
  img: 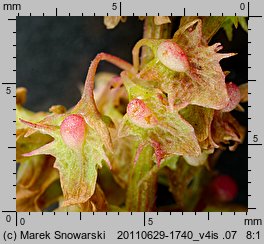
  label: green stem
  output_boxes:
[126,144,156,211]
[126,17,172,212]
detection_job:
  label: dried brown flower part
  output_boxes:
[55,184,107,212]
[49,105,67,114]
[104,16,127,29]
[154,16,171,25]
[16,87,27,106]
[16,156,60,211]
[211,111,246,151]
[239,83,248,103]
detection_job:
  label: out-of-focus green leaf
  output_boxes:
[238,17,248,32]
[222,17,248,41]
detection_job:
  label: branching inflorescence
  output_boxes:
[16,17,247,212]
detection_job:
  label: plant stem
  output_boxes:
[126,144,156,211]
[126,17,172,211]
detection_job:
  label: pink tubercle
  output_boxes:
[127,98,158,128]
[60,114,86,149]
[222,82,241,112]
[157,40,189,72]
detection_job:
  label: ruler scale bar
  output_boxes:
[0,0,263,243]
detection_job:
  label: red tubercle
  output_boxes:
[60,114,86,149]
[157,40,189,72]
[127,98,158,128]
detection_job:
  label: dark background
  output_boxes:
[17,17,248,207]
[17,17,143,110]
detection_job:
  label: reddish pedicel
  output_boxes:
[151,140,165,167]
[60,114,86,149]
